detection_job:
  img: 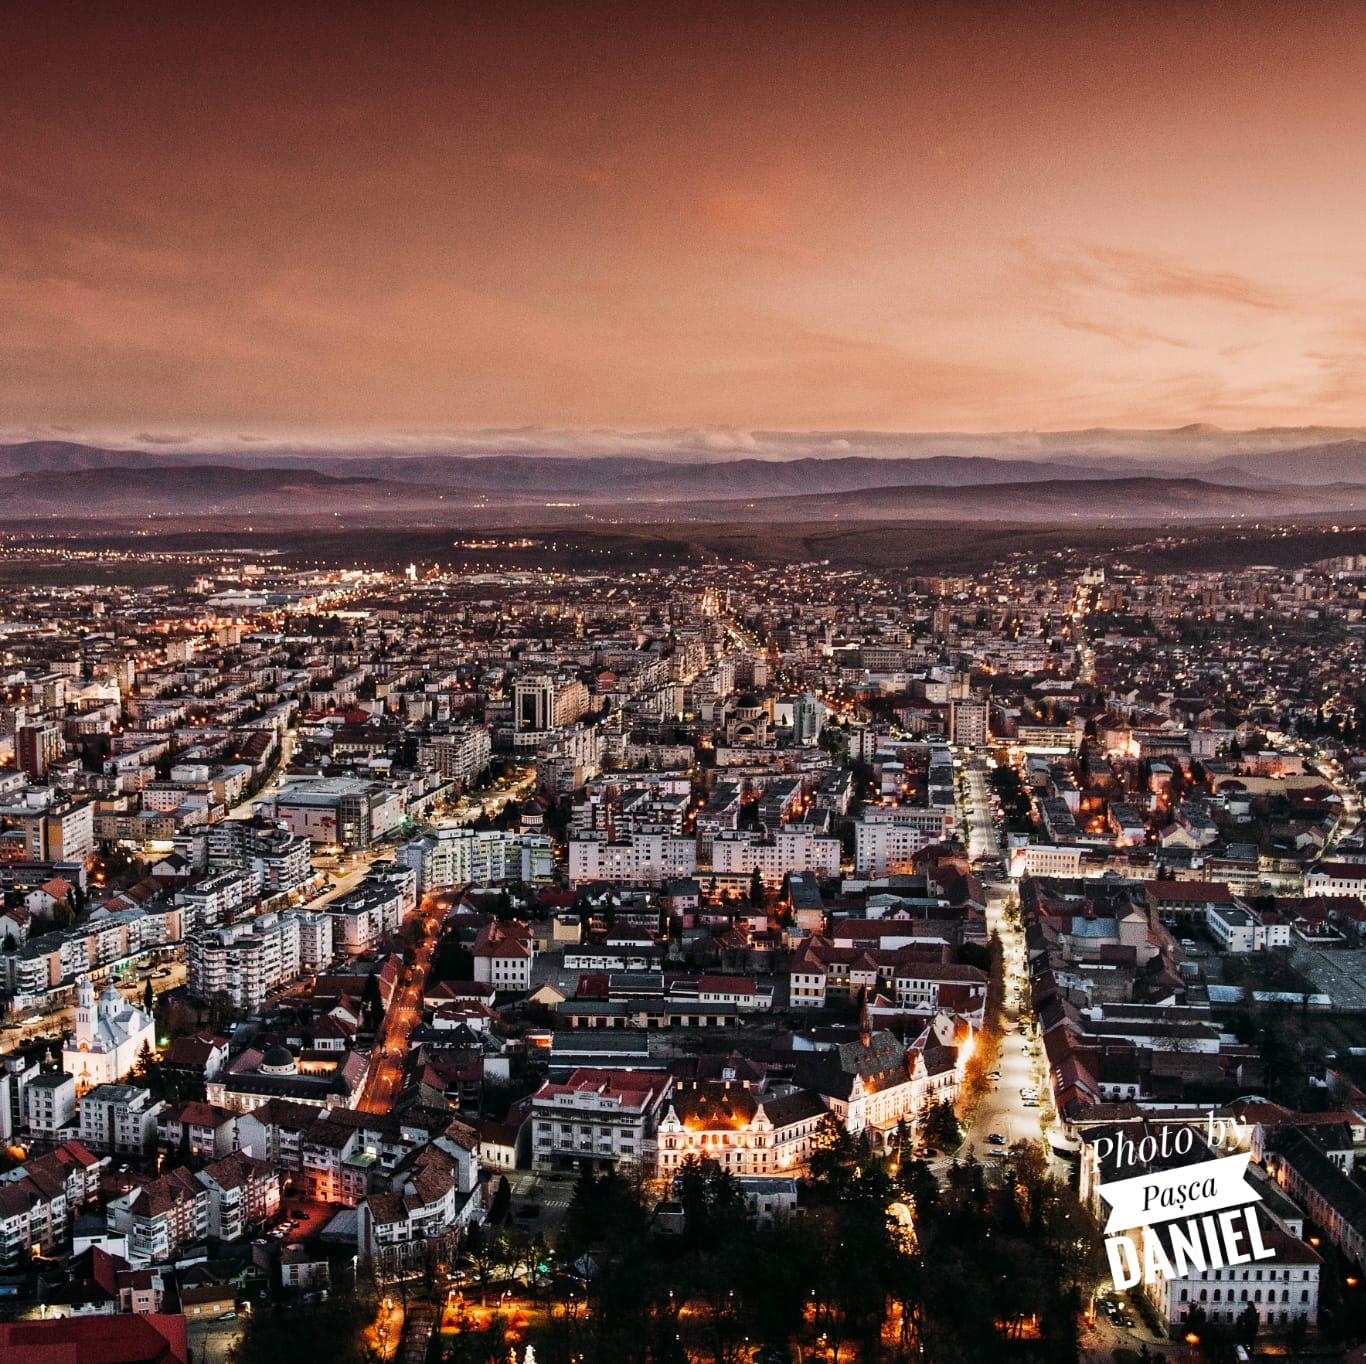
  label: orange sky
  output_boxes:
[5,1,1366,440]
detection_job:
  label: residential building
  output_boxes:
[530,1069,673,1172]
[26,1070,77,1138]
[78,1084,162,1156]
[471,920,535,993]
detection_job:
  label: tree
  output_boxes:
[749,865,765,908]
[922,1100,961,1150]
[143,977,155,1018]
[807,1114,859,1202]
[361,970,384,1028]
[1287,1312,1309,1358]
[399,915,426,966]
[206,990,240,1035]
[229,1279,374,1364]
[488,1174,512,1225]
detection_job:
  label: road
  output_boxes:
[1268,731,1362,853]
[227,729,296,820]
[355,898,446,1113]
[956,900,1047,1165]
[1079,1297,1175,1363]
[962,757,1004,862]
[950,752,1060,1166]
[304,853,387,910]
[370,1295,405,1359]
[0,959,185,1056]
[958,1020,1045,1159]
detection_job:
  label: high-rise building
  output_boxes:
[949,697,989,747]
[17,722,63,778]
[513,674,589,731]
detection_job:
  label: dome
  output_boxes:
[259,1044,297,1076]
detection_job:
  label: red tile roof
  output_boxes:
[0,1314,187,1364]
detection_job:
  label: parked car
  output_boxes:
[987,1133,1007,1145]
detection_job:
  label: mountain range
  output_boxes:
[2,435,1366,523]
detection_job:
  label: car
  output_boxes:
[986,1133,1007,1145]
[290,1209,309,1220]
[987,1070,1001,1080]
[220,1311,237,1321]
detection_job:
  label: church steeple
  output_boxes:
[75,974,94,1046]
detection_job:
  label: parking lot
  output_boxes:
[187,1315,246,1364]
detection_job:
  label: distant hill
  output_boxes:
[3,438,1366,522]
[677,476,1366,523]
[0,441,173,474]
[0,465,478,518]
[1197,439,1366,487]
[0,442,1145,497]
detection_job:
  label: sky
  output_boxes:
[5,1,1366,447]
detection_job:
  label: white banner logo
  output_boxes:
[1101,1152,1255,1234]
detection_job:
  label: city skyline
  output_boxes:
[7,1,1366,437]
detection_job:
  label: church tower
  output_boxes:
[75,974,95,1048]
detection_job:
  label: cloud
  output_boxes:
[693,429,760,452]
[134,431,198,445]
[1052,312,1198,351]
[1085,246,1288,311]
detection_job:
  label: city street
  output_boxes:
[963,757,1004,863]
[355,898,447,1113]
[953,753,1060,1168]
[227,730,296,820]
[0,959,185,1056]
[957,1021,1046,1161]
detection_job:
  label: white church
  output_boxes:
[62,975,156,1095]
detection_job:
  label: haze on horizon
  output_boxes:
[6,1,1366,442]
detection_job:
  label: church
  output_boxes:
[62,975,156,1095]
